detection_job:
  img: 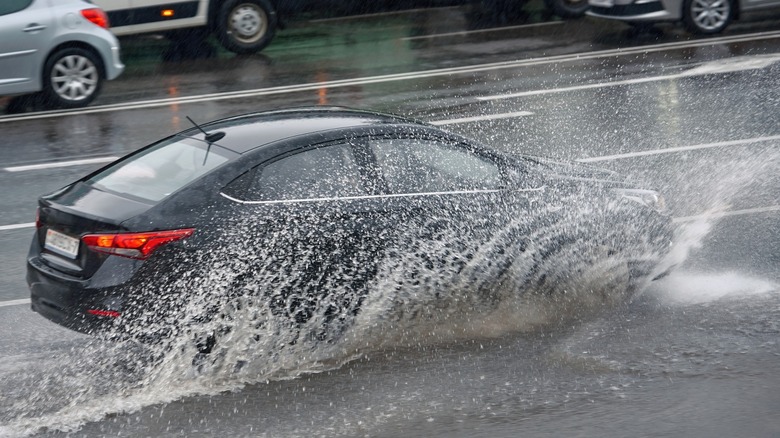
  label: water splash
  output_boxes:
[651,272,778,305]
[1,188,673,436]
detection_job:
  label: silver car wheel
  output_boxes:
[690,0,731,31]
[50,54,99,102]
[228,3,268,44]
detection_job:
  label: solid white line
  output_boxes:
[479,53,780,101]
[3,156,118,172]
[0,222,35,231]
[0,298,30,308]
[429,110,533,125]
[576,135,780,163]
[673,205,780,223]
[1,31,779,123]
[401,21,563,41]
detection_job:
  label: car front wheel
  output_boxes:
[683,0,733,34]
[215,0,277,54]
[41,47,103,109]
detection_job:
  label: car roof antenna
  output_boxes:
[186,116,226,143]
[186,116,224,165]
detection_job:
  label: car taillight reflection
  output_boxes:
[82,228,194,260]
[81,8,110,29]
[87,309,120,318]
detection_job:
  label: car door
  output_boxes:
[360,134,538,318]
[219,139,385,339]
[0,0,55,96]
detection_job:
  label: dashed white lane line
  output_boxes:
[576,135,780,163]
[673,205,780,223]
[0,299,30,308]
[430,110,534,125]
[0,222,35,231]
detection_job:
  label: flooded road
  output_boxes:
[0,6,779,437]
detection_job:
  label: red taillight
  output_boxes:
[35,208,42,229]
[87,309,121,318]
[81,8,110,29]
[82,228,194,260]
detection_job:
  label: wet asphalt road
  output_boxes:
[0,5,779,437]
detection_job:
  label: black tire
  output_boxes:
[215,0,277,54]
[41,47,103,109]
[544,0,590,18]
[683,0,733,34]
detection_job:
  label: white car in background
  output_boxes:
[587,0,780,34]
[0,0,124,109]
[93,0,282,54]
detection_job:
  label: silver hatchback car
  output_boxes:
[587,0,780,34]
[0,0,124,110]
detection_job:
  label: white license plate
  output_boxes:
[45,229,80,259]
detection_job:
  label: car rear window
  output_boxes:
[86,137,232,203]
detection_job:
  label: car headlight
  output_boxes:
[614,188,666,212]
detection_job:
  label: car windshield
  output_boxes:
[86,137,231,203]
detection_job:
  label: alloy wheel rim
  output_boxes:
[691,0,730,31]
[51,55,98,102]
[229,4,268,43]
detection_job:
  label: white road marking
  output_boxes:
[479,53,780,101]
[430,110,533,125]
[0,222,34,231]
[401,21,563,41]
[3,157,119,172]
[673,205,780,223]
[1,31,779,124]
[1,204,777,308]
[0,299,30,308]
[576,135,780,163]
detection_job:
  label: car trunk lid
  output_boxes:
[36,182,153,278]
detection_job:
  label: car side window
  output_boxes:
[249,143,366,201]
[369,137,501,194]
[0,0,33,16]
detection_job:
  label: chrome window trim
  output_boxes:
[220,186,545,205]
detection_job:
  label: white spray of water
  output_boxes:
[651,272,777,305]
[2,144,776,436]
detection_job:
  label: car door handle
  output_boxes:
[24,24,47,32]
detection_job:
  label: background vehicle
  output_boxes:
[27,107,672,352]
[94,0,285,54]
[93,0,591,55]
[0,0,124,109]
[587,0,780,34]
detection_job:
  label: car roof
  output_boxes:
[178,107,427,154]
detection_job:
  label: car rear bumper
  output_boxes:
[27,255,123,334]
[106,45,125,80]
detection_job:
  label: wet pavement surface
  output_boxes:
[0,5,779,437]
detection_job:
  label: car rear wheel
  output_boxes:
[41,47,103,109]
[544,0,590,18]
[215,0,277,54]
[683,0,733,34]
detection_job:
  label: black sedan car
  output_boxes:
[28,107,673,354]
